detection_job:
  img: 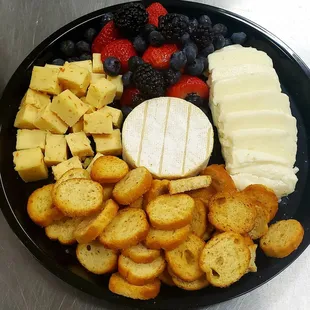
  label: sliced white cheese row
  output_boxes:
[208,45,298,197]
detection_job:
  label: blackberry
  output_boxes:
[164,69,181,86]
[185,93,204,106]
[134,64,165,98]
[191,24,214,49]
[158,14,189,43]
[100,12,114,28]
[132,93,146,107]
[114,3,148,37]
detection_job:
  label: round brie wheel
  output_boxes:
[122,97,214,179]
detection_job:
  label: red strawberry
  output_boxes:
[101,39,137,72]
[146,2,168,27]
[120,88,140,106]
[166,75,209,99]
[92,21,120,53]
[143,44,178,70]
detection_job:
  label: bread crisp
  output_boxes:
[76,241,118,274]
[122,243,161,264]
[143,179,170,208]
[187,186,217,206]
[208,191,256,234]
[146,194,195,230]
[113,167,152,205]
[165,234,205,282]
[145,225,191,251]
[202,222,215,241]
[158,268,175,286]
[53,178,103,217]
[118,254,166,285]
[27,184,63,227]
[199,232,251,287]
[128,196,144,209]
[247,244,258,273]
[191,199,207,238]
[248,204,269,240]
[74,199,119,244]
[168,176,212,195]
[260,219,304,258]
[170,273,209,291]
[99,207,149,249]
[91,156,129,184]
[102,184,114,201]
[109,273,161,300]
[242,184,278,222]
[45,217,83,245]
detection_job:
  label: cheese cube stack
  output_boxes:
[208,45,298,197]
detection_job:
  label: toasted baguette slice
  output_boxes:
[113,167,152,205]
[128,196,144,209]
[169,176,212,195]
[191,199,207,238]
[242,184,278,222]
[109,273,161,300]
[171,274,209,291]
[74,199,119,244]
[53,179,103,217]
[165,233,205,282]
[91,156,129,184]
[27,184,63,227]
[201,164,236,192]
[145,225,191,251]
[102,184,114,201]
[187,186,217,207]
[76,241,118,274]
[247,244,258,273]
[53,168,90,195]
[199,232,250,287]
[243,234,255,246]
[45,217,83,245]
[99,207,149,249]
[143,180,170,208]
[118,254,166,285]
[122,243,161,263]
[208,191,256,234]
[260,219,304,258]
[158,268,175,286]
[146,194,195,230]
[248,204,269,240]
[202,222,215,241]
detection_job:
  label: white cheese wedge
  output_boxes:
[122,97,214,179]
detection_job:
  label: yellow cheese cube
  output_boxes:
[58,63,91,97]
[92,53,104,73]
[16,129,46,151]
[99,106,123,128]
[86,153,104,173]
[30,66,62,95]
[14,105,39,129]
[45,64,63,73]
[71,60,92,72]
[65,132,94,158]
[84,111,113,134]
[50,90,89,127]
[34,104,68,134]
[52,156,82,180]
[70,118,84,133]
[13,147,48,182]
[44,133,67,166]
[91,73,106,84]
[20,89,50,110]
[107,75,123,99]
[80,97,96,114]
[93,129,122,156]
[86,78,116,109]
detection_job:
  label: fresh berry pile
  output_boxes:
[52,2,247,111]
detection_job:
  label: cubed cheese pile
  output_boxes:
[13,54,124,183]
[208,45,298,198]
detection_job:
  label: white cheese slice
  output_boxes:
[122,97,214,179]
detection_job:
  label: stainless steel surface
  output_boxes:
[0,0,309,309]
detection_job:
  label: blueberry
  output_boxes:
[67,57,79,62]
[75,40,91,55]
[180,33,191,45]
[51,58,65,66]
[165,69,181,86]
[84,28,97,43]
[224,38,232,46]
[185,92,204,106]
[199,15,212,26]
[122,71,134,87]
[170,51,187,71]
[188,18,198,33]
[142,24,157,38]
[213,23,228,37]
[149,31,165,47]
[199,43,214,57]
[60,40,75,57]
[133,36,148,53]
[103,57,121,76]
[183,43,198,64]
[231,32,247,44]
[121,106,133,118]
[186,57,205,76]
[128,56,144,72]
[100,12,114,28]
[80,53,92,61]
[214,35,226,50]
[179,14,190,23]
